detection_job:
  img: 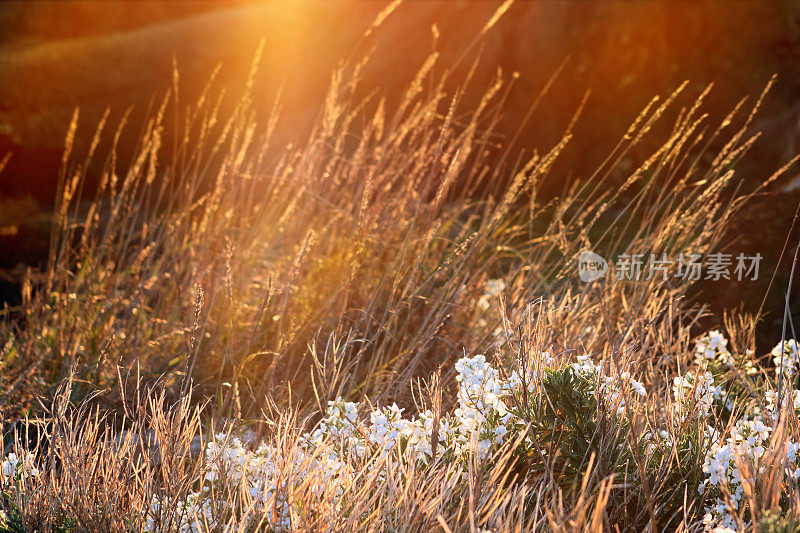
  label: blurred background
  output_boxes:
[1,0,799,338]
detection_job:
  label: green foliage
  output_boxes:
[758,512,800,533]
[0,497,76,533]
[526,366,604,488]
[643,418,708,528]
[521,366,654,528]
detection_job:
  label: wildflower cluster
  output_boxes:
[138,350,648,531]
[134,353,529,531]
[699,417,775,529]
[8,329,800,531]
[772,339,800,379]
[0,452,39,482]
[695,330,732,366]
[566,354,647,415]
[681,332,800,530]
[144,434,351,531]
[0,451,38,530]
[673,370,721,417]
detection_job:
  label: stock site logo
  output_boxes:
[578,251,608,282]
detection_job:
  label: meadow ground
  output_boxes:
[2,6,800,532]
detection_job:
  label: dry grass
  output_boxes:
[1,13,798,533]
